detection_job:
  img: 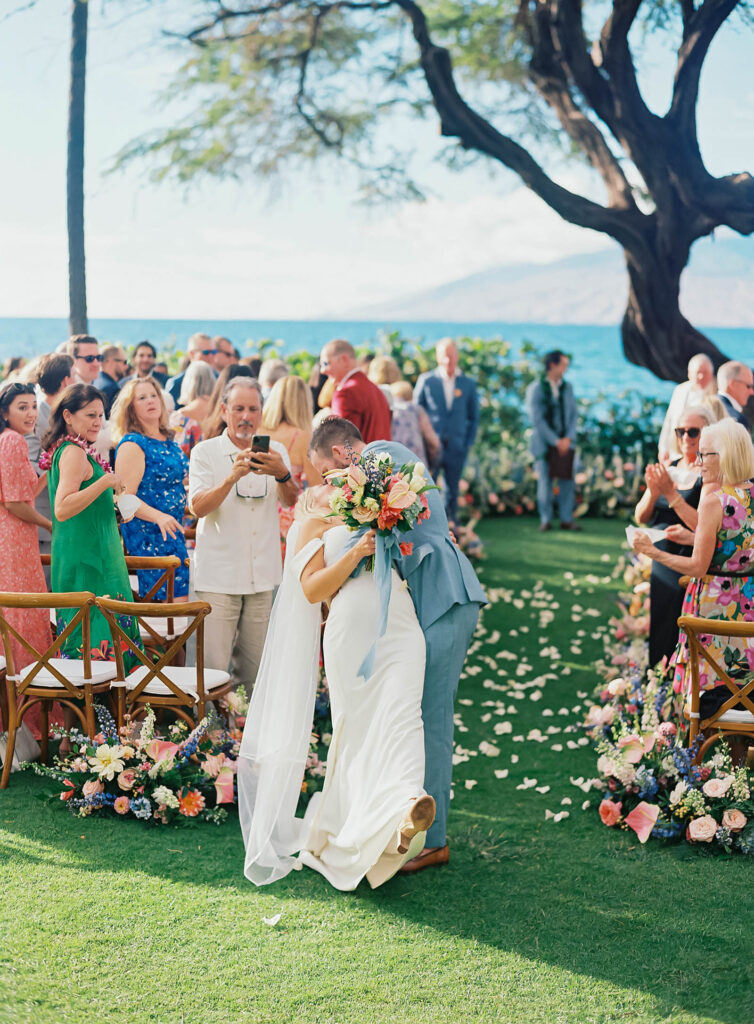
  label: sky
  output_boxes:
[0,1,752,319]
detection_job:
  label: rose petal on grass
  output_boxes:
[262,914,282,927]
[494,769,509,780]
[464,779,478,790]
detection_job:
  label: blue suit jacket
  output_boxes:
[363,440,486,629]
[414,370,479,459]
[718,392,750,430]
[525,378,578,458]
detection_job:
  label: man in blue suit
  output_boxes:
[309,417,486,873]
[525,349,579,532]
[717,361,753,430]
[414,339,479,524]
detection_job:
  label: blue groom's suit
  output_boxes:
[364,440,486,847]
[414,370,479,522]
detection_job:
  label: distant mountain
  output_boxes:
[346,235,754,326]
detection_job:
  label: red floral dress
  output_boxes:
[0,430,56,737]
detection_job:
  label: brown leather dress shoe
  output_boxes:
[538,522,552,532]
[398,844,450,874]
[560,522,582,531]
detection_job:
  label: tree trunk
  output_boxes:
[67,0,88,336]
[621,240,729,383]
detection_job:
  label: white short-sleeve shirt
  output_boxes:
[189,430,291,595]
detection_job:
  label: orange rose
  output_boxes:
[598,799,622,827]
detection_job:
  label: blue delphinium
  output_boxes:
[94,703,119,741]
[636,765,659,800]
[130,796,152,820]
[736,828,754,856]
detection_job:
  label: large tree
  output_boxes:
[119,0,753,380]
[67,0,88,334]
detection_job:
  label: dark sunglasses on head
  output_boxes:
[78,354,102,363]
[0,381,35,398]
[674,427,700,439]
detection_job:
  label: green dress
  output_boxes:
[48,442,142,665]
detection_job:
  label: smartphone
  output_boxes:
[251,435,270,454]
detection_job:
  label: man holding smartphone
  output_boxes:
[189,378,299,690]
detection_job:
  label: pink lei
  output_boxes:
[39,435,111,474]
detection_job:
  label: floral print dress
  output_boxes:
[671,484,754,697]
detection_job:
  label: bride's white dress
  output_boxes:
[299,525,426,889]
[238,522,427,891]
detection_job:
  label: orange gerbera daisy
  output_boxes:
[178,788,206,817]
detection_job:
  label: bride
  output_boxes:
[238,485,435,890]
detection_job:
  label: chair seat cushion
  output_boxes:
[0,655,5,672]
[120,665,231,698]
[687,707,754,724]
[139,617,190,641]
[19,658,117,689]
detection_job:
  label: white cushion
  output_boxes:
[19,658,118,689]
[688,708,754,724]
[138,616,190,641]
[0,655,5,672]
[118,664,230,698]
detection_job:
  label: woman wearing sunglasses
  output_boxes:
[634,407,715,666]
[634,419,754,721]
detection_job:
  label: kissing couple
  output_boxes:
[238,416,485,890]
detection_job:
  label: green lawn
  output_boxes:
[1,518,752,1024]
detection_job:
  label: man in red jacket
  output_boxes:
[320,339,391,444]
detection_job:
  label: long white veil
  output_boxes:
[238,521,324,885]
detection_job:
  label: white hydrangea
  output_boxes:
[151,785,179,809]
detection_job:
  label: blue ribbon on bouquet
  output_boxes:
[343,527,402,681]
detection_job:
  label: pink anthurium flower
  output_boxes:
[624,801,660,843]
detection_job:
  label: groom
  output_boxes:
[309,417,486,872]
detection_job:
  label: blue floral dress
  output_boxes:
[671,485,754,698]
[117,433,190,600]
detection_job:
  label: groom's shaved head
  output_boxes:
[309,416,363,457]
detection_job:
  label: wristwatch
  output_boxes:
[275,471,292,484]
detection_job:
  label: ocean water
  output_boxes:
[3,317,754,403]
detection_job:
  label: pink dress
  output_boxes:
[0,430,54,736]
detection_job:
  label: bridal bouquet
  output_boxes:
[327,452,434,550]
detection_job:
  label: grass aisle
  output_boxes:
[1,518,752,1024]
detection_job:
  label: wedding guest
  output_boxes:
[635,406,713,666]
[261,374,319,554]
[42,384,141,660]
[633,419,754,719]
[171,361,216,459]
[94,346,129,416]
[111,379,188,602]
[189,378,298,687]
[213,336,237,373]
[525,350,579,533]
[390,381,441,466]
[717,361,754,429]
[2,356,26,382]
[260,375,321,487]
[415,339,479,524]
[204,364,255,439]
[123,341,167,388]
[166,333,217,405]
[259,358,289,400]
[320,339,391,445]
[240,355,262,377]
[657,354,716,463]
[0,382,54,738]
[24,353,75,585]
[66,334,101,385]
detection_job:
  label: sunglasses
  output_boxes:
[201,349,217,356]
[674,427,701,439]
[696,451,719,462]
[78,354,102,363]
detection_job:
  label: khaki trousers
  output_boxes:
[195,589,273,691]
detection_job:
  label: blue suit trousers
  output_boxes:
[422,601,479,847]
[535,458,575,526]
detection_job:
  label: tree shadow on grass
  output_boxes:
[2,778,752,1023]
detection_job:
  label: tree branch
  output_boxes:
[393,0,646,247]
[668,0,741,132]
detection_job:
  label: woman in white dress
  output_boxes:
[238,486,435,890]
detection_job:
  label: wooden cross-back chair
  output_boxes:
[96,596,232,729]
[42,553,189,658]
[678,613,754,761]
[0,591,117,788]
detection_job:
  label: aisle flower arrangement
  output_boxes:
[587,549,754,854]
